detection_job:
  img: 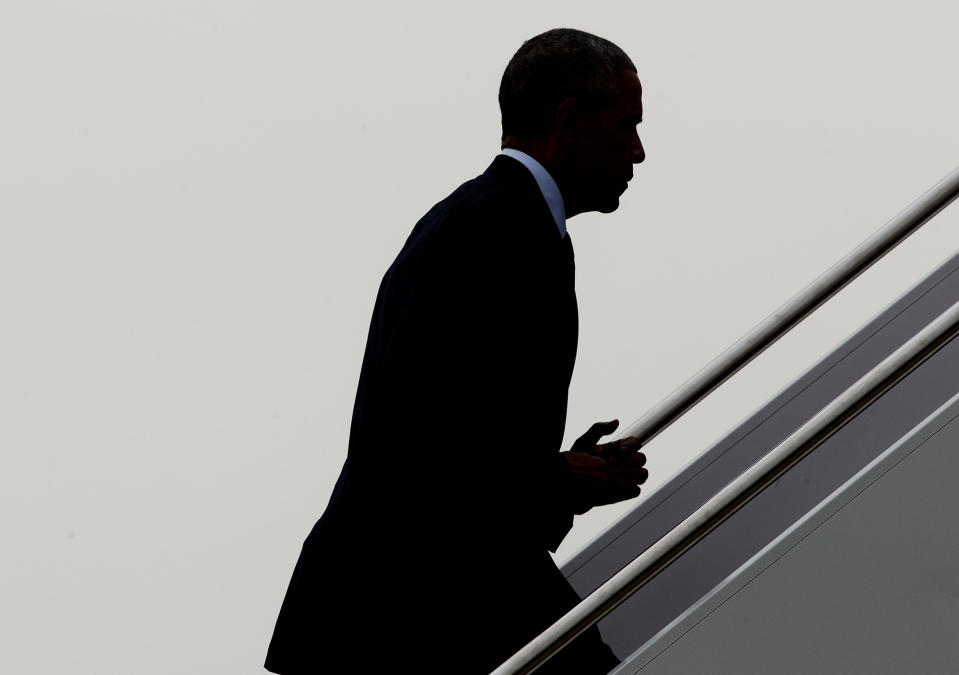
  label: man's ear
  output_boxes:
[555,97,579,144]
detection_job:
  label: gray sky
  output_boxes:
[2,2,958,673]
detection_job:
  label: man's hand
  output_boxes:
[563,419,648,515]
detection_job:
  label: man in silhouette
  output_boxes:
[266,28,648,674]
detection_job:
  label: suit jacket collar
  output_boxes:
[483,155,569,243]
[498,149,567,237]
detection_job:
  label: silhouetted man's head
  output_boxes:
[500,28,645,216]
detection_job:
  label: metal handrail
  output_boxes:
[493,165,959,675]
[494,297,959,674]
[621,166,959,446]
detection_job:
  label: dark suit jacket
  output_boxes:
[265,155,618,674]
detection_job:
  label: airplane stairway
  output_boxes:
[493,166,959,674]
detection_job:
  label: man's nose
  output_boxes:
[632,135,645,164]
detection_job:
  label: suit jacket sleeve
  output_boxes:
[379,202,576,552]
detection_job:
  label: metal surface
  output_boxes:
[620,166,959,446]
[622,392,959,674]
[491,298,959,675]
[563,250,959,658]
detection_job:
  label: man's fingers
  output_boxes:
[565,444,648,511]
[616,451,647,468]
[592,419,619,433]
[585,420,619,445]
[597,442,646,465]
[608,466,649,485]
[564,451,613,482]
[616,436,643,452]
[603,436,642,455]
[572,419,620,453]
[565,451,609,471]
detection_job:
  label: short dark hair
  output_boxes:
[499,28,636,139]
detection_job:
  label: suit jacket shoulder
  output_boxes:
[396,155,563,276]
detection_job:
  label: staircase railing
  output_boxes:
[492,165,959,674]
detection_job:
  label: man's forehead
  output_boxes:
[611,70,643,116]
[620,71,643,102]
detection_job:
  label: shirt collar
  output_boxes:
[499,148,567,238]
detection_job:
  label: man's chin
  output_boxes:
[596,194,622,214]
[579,184,627,214]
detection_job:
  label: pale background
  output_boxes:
[2,1,957,673]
